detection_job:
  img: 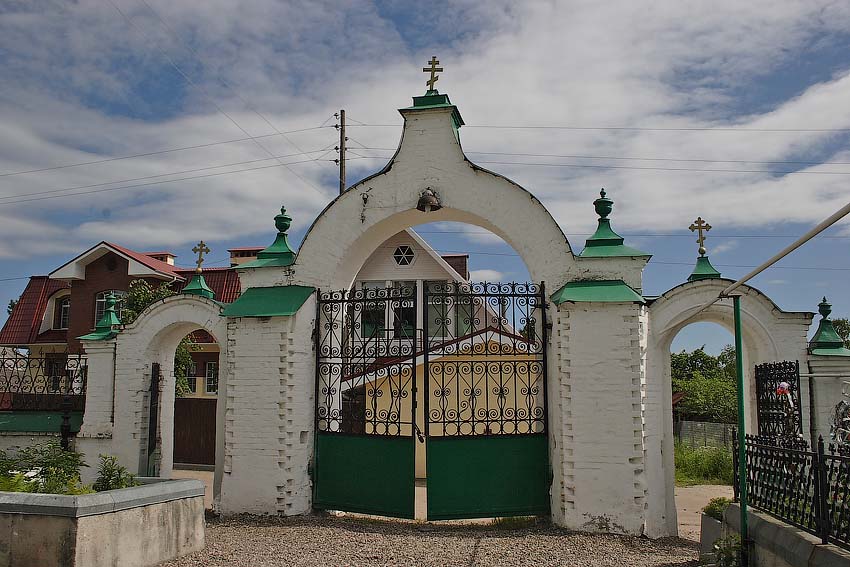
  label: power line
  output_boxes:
[353,147,850,167]
[348,122,850,133]
[103,0,328,198]
[347,154,850,176]
[0,126,329,179]
[0,148,331,202]
[413,230,850,239]
[0,156,330,206]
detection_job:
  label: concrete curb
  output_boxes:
[0,478,204,517]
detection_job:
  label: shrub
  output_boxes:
[713,534,741,567]
[93,455,139,491]
[674,442,734,485]
[0,442,91,494]
[703,497,732,520]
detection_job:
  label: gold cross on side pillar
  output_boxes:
[689,217,712,256]
[192,240,210,273]
[423,56,443,91]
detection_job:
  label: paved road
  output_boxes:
[675,485,734,542]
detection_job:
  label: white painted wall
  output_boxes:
[643,279,812,537]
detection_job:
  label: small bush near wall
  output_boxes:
[0,441,139,495]
[703,497,732,520]
[674,442,733,486]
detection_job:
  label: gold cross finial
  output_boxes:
[192,240,210,273]
[423,56,443,92]
[688,217,712,256]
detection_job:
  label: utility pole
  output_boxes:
[336,109,346,194]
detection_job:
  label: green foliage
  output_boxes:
[122,279,197,397]
[674,442,734,486]
[6,298,17,317]
[832,317,850,348]
[121,279,177,324]
[703,497,732,521]
[713,534,741,567]
[0,442,94,495]
[672,345,738,423]
[93,454,139,491]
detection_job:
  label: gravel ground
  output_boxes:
[163,514,699,567]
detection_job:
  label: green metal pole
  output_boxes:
[732,294,749,566]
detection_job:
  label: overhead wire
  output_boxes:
[103,0,328,198]
[347,122,850,133]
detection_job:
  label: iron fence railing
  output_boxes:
[735,432,850,550]
[0,350,87,411]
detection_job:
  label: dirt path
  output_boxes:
[674,484,733,542]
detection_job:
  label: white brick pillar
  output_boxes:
[78,340,117,438]
[552,301,646,535]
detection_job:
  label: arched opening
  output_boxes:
[666,322,737,542]
[112,295,227,511]
[314,219,548,521]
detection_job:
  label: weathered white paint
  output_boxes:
[643,279,812,538]
[108,295,228,506]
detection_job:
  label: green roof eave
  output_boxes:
[400,91,465,132]
[182,273,215,299]
[238,256,295,269]
[220,285,314,318]
[688,255,722,281]
[579,244,652,258]
[78,329,119,341]
[810,347,850,357]
[550,279,645,305]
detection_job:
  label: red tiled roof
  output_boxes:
[227,246,264,252]
[0,277,69,346]
[107,242,182,277]
[174,268,241,303]
[34,329,68,344]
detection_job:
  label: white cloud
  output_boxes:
[469,269,505,282]
[710,241,738,255]
[1,0,850,262]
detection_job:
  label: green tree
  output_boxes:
[832,317,850,349]
[122,280,196,397]
[6,299,17,316]
[672,345,738,423]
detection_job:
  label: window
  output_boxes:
[360,282,386,338]
[45,355,66,393]
[187,362,198,394]
[94,290,126,325]
[425,281,473,339]
[393,245,415,266]
[426,281,450,338]
[54,296,70,329]
[391,281,416,338]
[205,362,218,394]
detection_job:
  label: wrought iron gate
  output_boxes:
[423,282,549,519]
[313,281,549,520]
[755,361,803,438]
[313,285,418,518]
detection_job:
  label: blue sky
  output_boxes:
[1,1,850,355]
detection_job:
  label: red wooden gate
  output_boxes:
[173,398,216,466]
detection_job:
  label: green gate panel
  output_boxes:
[427,434,550,520]
[314,433,415,519]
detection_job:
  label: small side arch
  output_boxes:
[111,295,228,508]
[642,278,812,538]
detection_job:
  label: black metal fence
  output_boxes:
[0,350,87,411]
[735,433,850,550]
[754,361,803,437]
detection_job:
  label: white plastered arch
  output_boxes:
[643,278,811,537]
[281,106,577,291]
[111,295,227,507]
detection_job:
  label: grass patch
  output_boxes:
[674,442,733,486]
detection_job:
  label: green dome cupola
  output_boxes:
[809,297,850,356]
[686,216,721,282]
[240,206,297,268]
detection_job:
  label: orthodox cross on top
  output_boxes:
[689,217,712,256]
[423,56,443,91]
[192,240,210,273]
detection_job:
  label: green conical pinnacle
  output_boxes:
[240,206,297,268]
[809,297,850,356]
[78,292,121,341]
[580,189,650,258]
